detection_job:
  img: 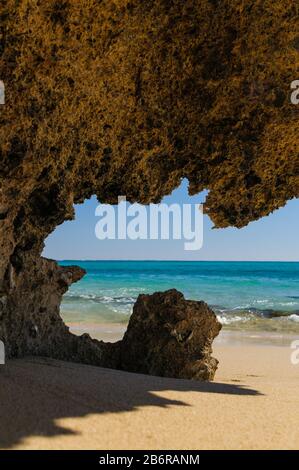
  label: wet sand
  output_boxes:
[68,322,127,343]
[68,321,299,347]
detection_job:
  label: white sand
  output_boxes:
[0,337,298,450]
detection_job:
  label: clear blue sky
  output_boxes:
[43,179,299,261]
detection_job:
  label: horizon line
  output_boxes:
[54,259,299,263]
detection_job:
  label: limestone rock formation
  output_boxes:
[0,1,298,368]
[120,289,221,380]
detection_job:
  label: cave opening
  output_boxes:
[41,178,299,347]
[42,180,208,342]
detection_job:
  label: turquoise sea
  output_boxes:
[59,261,299,333]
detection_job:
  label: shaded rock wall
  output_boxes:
[0,1,298,364]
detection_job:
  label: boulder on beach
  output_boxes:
[120,289,222,380]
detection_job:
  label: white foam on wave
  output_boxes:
[289,314,299,322]
[217,314,249,325]
[80,294,96,299]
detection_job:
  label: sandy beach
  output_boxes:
[1,332,298,450]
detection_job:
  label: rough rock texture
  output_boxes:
[0,256,121,367]
[120,290,222,380]
[0,1,298,366]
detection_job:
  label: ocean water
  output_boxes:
[59,261,299,333]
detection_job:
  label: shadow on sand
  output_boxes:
[0,357,263,448]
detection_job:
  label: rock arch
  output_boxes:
[0,1,298,375]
